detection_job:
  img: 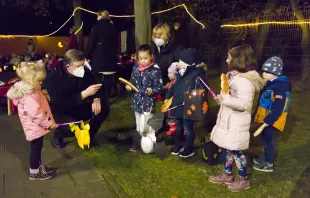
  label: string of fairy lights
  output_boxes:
[221,19,310,28]
[1,3,310,38]
[0,3,205,38]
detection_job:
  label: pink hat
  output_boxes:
[168,62,178,75]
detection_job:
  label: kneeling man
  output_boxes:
[42,49,110,148]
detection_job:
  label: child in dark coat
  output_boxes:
[165,48,205,158]
[252,56,291,172]
[126,44,163,152]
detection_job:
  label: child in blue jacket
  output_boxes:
[253,56,291,172]
[126,44,163,152]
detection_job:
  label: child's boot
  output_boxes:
[209,172,234,184]
[39,161,57,174]
[29,167,55,180]
[226,176,250,192]
[165,121,176,136]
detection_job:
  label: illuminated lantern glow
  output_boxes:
[174,22,180,30]
[13,66,17,70]
[58,42,64,48]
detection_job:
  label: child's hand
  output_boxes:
[125,85,132,91]
[215,94,223,105]
[146,88,152,95]
[164,82,171,90]
[49,123,58,130]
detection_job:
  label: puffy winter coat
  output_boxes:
[211,71,265,151]
[7,81,55,141]
[130,64,163,114]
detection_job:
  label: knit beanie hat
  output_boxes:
[261,56,283,76]
[168,62,178,75]
[176,48,197,65]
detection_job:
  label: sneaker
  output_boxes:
[179,148,195,158]
[171,146,183,155]
[253,161,274,172]
[50,136,65,149]
[209,172,234,184]
[39,162,57,174]
[226,176,250,192]
[29,167,55,181]
[253,155,264,165]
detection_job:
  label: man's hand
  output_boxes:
[92,98,101,115]
[146,88,152,95]
[81,84,102,99]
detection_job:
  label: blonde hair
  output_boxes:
[152,23,171,41]
[97,10,110,20]
[16,61,46,86]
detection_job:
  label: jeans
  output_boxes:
[223,149,247,177]
[30,137,44,169]
[175,119,194,150]
[262,126,277,164]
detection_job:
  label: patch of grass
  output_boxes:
[86,75,310,198]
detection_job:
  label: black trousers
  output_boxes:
[53,98,110,141]
[30,136,44,169]
[94,73,116,100]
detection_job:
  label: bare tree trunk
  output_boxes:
[290,0,310,83]
[73,0,84,52]
[134,0,151,49]
[256,0,277,62]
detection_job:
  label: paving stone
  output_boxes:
[65,155,104,185]
[0,111,121,198]
[43,182,116,198]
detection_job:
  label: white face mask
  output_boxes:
[154,38,165,47]
[179,68,186,76]
[72,67,85,78]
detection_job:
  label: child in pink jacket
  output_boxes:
[164,62,178,136]
[7,61,57,180]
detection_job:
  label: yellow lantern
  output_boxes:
[13,65,17,70]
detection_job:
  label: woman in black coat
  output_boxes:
[151,23,185,85]
[87,10,118,100]
[151,23,185,134]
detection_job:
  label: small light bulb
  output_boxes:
[192,91,197,96]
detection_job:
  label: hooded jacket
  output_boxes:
[211,70,265,151]
[7,81,55,141]
[253,76,291,131]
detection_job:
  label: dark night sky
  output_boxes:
[0,0,132,36]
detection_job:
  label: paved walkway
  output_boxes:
[0,107,127,198]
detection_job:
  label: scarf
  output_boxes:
[138,61,155,72]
